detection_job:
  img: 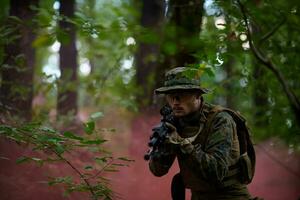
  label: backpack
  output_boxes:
[203,105,256,185]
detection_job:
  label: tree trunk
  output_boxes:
[148,0,205,109]
[168,0,204,66]
[0,0,38,121]
[237,0,300,126]
[57,0,78,116]
[135,0,165,108]
[153,0,204,93]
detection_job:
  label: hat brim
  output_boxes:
[155,85,210,94]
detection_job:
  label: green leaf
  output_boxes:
[48,176,73,186]
[163,41,177,55]
[84,121,95,135]
[31,157,42,162]
[90,112,104,120]
[112,163,127,167]
[8,16,22,23]
[57,29,71,45]
[33,34,54,47]
[0,125,13,135]
[54,145,65,155]
[31,157,44,166]
[80,139,106,145]
[84,165,93,170]
[40,126,56,133]
[16,156,30,164]
[204,67,215,77]
[63,131,84,141]
[95,156,112,163]
[117,157,134,162]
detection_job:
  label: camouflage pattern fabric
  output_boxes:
[149,103,252,199]
[155,67,210,94]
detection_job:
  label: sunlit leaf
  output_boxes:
[117,157,134,162]
[40,126,56,133]
[63,131,84,140]
[90,112,104,120]
[84,121,95,135]
[16,156,30,164]
[112,163,128,167]
[84,165,93,170]
[33,34,55,47]
[54,145,65,155]
[80,139,106,145]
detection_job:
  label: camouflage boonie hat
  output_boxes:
[155,67,210,94]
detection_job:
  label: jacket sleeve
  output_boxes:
[190,111,236,183]
[149,143,176,177]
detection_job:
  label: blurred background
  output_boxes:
[0,0,300,199]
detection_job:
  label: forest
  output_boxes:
[0,0,300,200]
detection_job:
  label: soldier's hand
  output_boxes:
[165,122,194,154]
[165,122,184,144]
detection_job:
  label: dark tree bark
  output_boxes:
[135,0,204,109]
[0,0,38,120]
[153,0,205,95]
[168,0,204,66]
[237,0,300,126]
[135,0,165,108]
[57,0,78,116]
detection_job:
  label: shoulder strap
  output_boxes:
[194,104,224,148]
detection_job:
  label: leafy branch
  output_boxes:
[259,16,286,45]
[0,113,134,199]
[235,0,300,126]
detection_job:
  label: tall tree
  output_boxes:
[236,0,300,126]
[153,0,205,97]
[169,0,205,66]
[249,12,269,127]
[212,0,300,143]
[135,0,165,108]
[57,0,78,116]
[0,0,38,120]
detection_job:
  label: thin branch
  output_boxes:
[86,158,114,180]
[259,16,286,45]
[18,130,97,198]
[236,0,300,123]
[236,0,268,64]
[55,153,96,197]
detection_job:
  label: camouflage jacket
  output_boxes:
[149,103,251,199]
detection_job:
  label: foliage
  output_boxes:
[27,0,140,116]
[1,1,138,198]
[73,0,139,111]
[0,112,134,199]
[193,0,300,147]
[1,2,300,197]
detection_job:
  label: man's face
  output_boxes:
[166,91,201,117]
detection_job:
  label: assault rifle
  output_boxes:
[144,105,176,161]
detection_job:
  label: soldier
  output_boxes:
[148,67,258,200]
